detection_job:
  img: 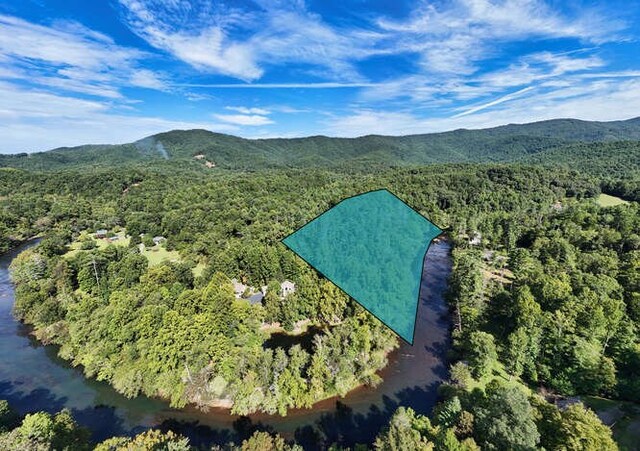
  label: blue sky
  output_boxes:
[1,0,639,153]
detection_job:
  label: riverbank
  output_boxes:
[0,240,452,449]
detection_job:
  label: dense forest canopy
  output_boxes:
[0,119,639,449]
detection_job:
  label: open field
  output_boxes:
[64,230,129,258]
[64,230,181,268]
[597,193,629,207]
[141,243,180,266]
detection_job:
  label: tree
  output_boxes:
[505,327,529,378]
[142,234,155,248]
[0,410,90,451]
[433,396,462,429]
[374,407,434,451]
[95,429,190,450]
[472,381,540,450]
[466,332,497,379]
[0,400,18,433]
[241,431,301,451]
[9,250,46,285]
[449,362,473,389]
[558,403,617,451]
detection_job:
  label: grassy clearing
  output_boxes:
[465,360,529,394]
[63,230,209,274]
[140,244,180,266]
[64,230,129,258]
[261,319,312,336]
[597,193,629,207]
[582,396,640,451]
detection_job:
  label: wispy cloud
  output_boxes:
[0,14,167,98]
[225,106,270,115]
[118,0,262,80]
[0,81,237,152]
[180,82,380,88]
[327,77,640,137]
[378,0,625,74]
[117,0,386,82]
[213,113,273,126]
[452,86,535,117]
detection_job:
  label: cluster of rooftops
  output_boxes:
[232,279,296,305]
[95,229,165,244]
[95,229,294,307]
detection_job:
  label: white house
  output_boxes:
[280,280,296,297]
[231,279,247,298]
[469,232,482,246]
[152,236,166,245]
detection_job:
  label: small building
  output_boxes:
[231,279,247,298]
[193,154,205,160]
[248,292,264,305]
[469,232,482,246]
[280,280,296,297]
[109,235,119,241]
[152,236,166,245]
[95,229,108,239]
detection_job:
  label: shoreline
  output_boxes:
[20,315,398,418]
[1,238,452,447]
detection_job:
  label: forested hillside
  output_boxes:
[1,119,639,449]
[1,117,639,171]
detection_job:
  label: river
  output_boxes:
[0,239,451,449]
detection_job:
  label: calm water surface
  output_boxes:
[0,239,451,449]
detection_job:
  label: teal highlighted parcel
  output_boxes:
[283,189,441,344]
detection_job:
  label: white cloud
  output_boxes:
[117,0,388,82]
[129,69,168,90]
[0,81,236,153]
[326,78,640,137]
[118,0,262,80]
[213,113,274,126]
[378,0,625,76]
[452,86,535,117]
[225,106,271,115]
[0,14,166,98]
[476,52,604,89]
[182,82,379,88]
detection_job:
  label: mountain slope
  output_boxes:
[1,117,639,171]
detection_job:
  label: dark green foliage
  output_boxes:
[2,117,640,172]
[0,408,90,451]
[472,382,540,450]
[0,400,18,433]
[1,119,638,449]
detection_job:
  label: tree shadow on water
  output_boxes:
[0,380,132,442]
[294,384,443,451]
[157,415,279,449]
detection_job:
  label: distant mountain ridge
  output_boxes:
[2,117,640,171]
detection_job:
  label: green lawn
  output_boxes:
[64,230,129,257]
[597,193,629,207]
[64,230,206,272]
[140,243,180,266]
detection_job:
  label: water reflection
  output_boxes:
[0,239,452,448]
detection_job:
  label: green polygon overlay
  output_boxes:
[282,189,441,344]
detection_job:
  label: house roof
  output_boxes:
[281,280,295,288]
